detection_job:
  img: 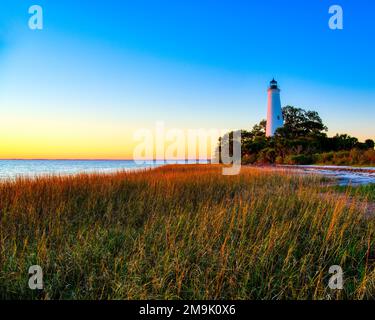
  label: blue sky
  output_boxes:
[0,0,374,158]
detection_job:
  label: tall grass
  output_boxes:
[333,184,375,202]
[0,165,374,299]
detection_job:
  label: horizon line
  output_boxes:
[0,158,212,161]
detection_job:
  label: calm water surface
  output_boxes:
[0,160,180,180]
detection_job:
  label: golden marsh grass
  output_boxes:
[0,165,374,299]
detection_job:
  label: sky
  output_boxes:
[0,0,374,159]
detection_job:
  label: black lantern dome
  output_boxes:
[269,78,278,89]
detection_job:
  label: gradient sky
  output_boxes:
[0,0,374,159]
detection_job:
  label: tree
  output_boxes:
[365,139,375,150]
[331,134,359,151]
[276,106,327,138]
[250,119,266,137]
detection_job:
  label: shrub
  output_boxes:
[363,149,375,164]
[257,148,277,164]
[275,156,284,164]
[289,154,314,165]
[242,154,257,164]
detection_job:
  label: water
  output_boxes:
[0,160,189,180]
[285,165,375,186]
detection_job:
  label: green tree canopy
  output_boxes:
[276,106,327,138]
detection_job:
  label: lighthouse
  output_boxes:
[266,79,284,137]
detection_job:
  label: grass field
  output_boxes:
[333,184,375,202]
[0,165,374,299]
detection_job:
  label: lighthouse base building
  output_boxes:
[266,79,284,137]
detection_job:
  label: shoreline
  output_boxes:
[278,164,375,174]
[246,164,375,186]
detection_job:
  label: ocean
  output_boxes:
[0,160,184,180]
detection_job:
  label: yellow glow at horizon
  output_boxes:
[0,115,220,160]
[0,115,135,159]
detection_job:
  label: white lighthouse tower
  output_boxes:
[266,78,284,137]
